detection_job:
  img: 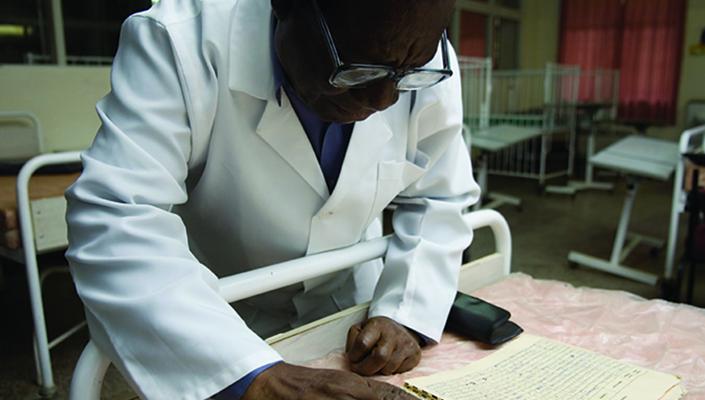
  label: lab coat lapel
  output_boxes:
[301,112,393,293]
[256,110,390,295]
[227,0,328,198]
[255,96,329,199]
[321,112,393,213]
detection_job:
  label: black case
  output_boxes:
[444,292,523,345]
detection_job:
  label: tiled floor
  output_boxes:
[1,173,703,399]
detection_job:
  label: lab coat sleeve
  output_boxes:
[367,45,481,342]
[65,16,281,400]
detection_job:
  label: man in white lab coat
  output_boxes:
[65,0,479,398]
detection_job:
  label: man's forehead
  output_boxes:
[320,0,453,66]
[320,0,454,30]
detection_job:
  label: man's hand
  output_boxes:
[346,316,422,376]
[241,362,417,400]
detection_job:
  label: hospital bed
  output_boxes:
[2,65,108,396]
[666,125,705,292]
[459,56,522,210]
[69,209,512,399]
[460,63,579,208]
[0,149,83,398]
[69,209,705,399]
[484,64,580,187]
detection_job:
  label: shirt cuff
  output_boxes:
[212,361,282,400]
[407,327,433,347]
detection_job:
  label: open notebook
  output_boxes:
[404,334,685,400]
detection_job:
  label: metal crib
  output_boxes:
[486,64,580,186]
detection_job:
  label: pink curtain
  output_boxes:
[560,0,622,69]
[619,0,685,122]
[560,0,623,102]
[459,11,487,57]
[560,0,686,122]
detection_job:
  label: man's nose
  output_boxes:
[354,79,400,111]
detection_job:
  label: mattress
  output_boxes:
[305,273,705,398]
[0,173,79,250]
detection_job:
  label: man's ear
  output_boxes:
[271,0,293,20]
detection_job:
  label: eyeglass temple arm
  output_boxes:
[441,30,451,70]
[310,0,343,67]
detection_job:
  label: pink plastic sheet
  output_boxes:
[305,273,705,398]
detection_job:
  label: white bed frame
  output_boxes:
[458,56,522,210]
[666,125,705,283]
[1,145,83,397]
[486,64,580,186]
[69,209,512,399]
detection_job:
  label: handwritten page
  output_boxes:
[404,334,684,400]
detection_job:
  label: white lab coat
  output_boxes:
[65,0,480,399]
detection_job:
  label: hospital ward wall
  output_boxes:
[519,0,560,69]
[652,0,705,137]
[674,0,705,132]
[0,65,110,153]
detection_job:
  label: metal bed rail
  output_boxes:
[70,209,512,399]
[459,57,521,210]
[665,125,705,280]
[486,64,580,185]
[16,151,83,397]
[458,56,492,133]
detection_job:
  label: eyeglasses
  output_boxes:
[310,0,453,91]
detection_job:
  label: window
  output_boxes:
[62,0,152,62]
[0,0,152,65]
[496,0,521,9]
[452,0,521,69]
[492,18,519,70]
[0,2,44,64]
[459,11,487,57]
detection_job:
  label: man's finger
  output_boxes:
[321,380,377,400]
[379,347,406,376]
[397,352,422,374]
[346,323,362,353]
[347,323,383,363]
[366,379,418,400]
[351,336,394,376]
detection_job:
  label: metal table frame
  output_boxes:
[568,135,680,286]
[545,102,615,195]
[468,124,547,211]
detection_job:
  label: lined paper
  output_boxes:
[405,335,684,400]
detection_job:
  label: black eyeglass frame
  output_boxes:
[310,0,454,90]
